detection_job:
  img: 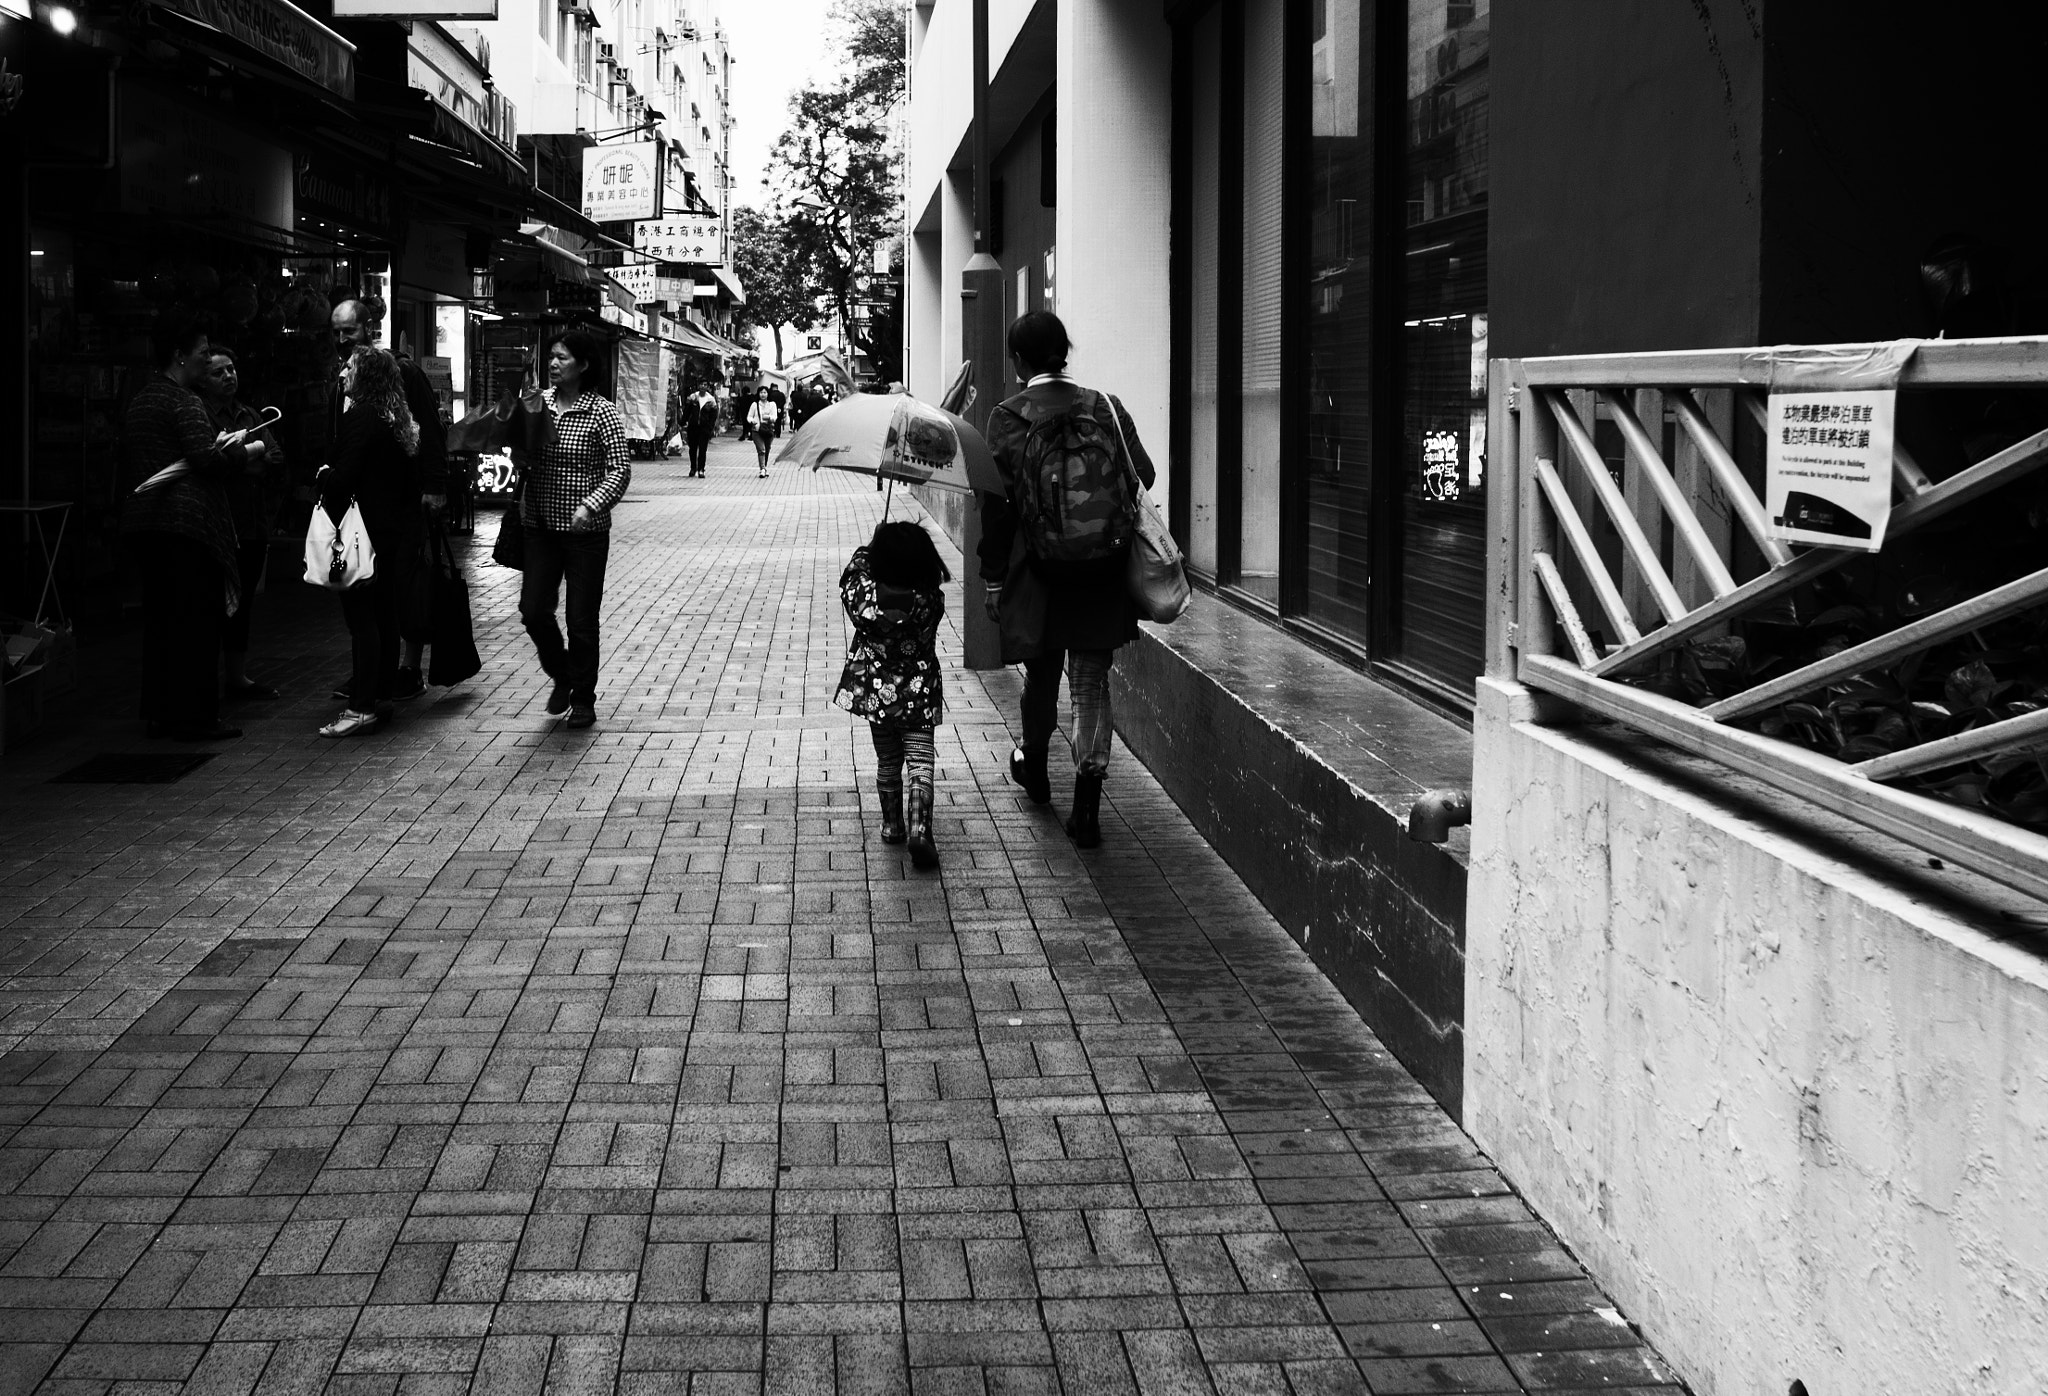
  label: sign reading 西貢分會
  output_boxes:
[1760,341,1916,553]
[633,214,724,267]
[582,143,660,222]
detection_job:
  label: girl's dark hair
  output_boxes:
[551,328,610,397]
[868,520,951,591]
[1006,311,1071,373]
[204,345,238,367]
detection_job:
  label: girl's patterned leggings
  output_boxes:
[871,723,935,802]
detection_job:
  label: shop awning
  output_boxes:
[705,265,746,306]
[528,188,612,247]
[150,0,354,100]
[667,321,726,357]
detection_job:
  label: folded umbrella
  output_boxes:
[777,391,1001,495]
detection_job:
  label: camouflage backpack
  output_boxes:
[1013,390,1134,564]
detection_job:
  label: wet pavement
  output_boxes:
[0,437,1685,1394]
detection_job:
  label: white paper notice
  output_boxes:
[1765,389,1895,551]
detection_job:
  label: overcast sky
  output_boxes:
[720,0,841,212]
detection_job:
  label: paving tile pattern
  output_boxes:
[0,440,1687,1393]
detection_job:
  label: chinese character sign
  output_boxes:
[1765,389,1895,551]
[582,143,661,221]
[633,215,724,267]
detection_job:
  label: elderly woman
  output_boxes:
[121,313,267,743]
[317,347,426,738]
[197,345,285,701]
[508,328,631,729]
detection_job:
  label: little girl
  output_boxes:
[834,520,951,869]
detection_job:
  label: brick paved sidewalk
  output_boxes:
[0,436,1686,1394]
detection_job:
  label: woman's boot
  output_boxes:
[878,787,907,845]
[1065,773,1104,848]
[906,786,939,869]
[1008,745,1052,805]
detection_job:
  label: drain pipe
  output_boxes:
[1407,789,1472,844]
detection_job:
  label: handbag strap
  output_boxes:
[1103,394,1145,501]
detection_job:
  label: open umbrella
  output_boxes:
[778,391,1001,495]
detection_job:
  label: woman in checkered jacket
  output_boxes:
[507,329,632,729]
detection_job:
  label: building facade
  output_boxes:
[908,5,2048,1394]
[0,0,752,638]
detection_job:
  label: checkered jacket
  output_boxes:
[516,391,631,532]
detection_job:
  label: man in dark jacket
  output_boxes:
[683,384,720,477]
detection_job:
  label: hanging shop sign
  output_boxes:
[633,214,723,267]
[1764,390,1895,551]
[333,0,496,16]
[157,0,355,99]
[657,271,694,304]
[120,86,293,228]
[613,263,656,305]
[295,155,394,240]
[582,143,661,222]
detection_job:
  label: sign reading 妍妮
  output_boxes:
[634,215,724,267]
[1765,389,1896,551]
[583,143,661,222]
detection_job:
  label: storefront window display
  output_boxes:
[1389,0,1488,693]
[27,225,357,612]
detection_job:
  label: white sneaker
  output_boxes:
[319,709,382,739]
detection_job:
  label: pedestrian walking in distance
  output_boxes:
[317,347,426,738]
[746,386,782,478]
[834,521,951,870]
[684,382,719,478]
[507,329,631,730]
[980,310,1158,847]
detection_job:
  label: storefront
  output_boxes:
[23,69,369,616]
[1173,0,1490,708]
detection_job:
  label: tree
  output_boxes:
[768,0,907,384]
[730,206,823,370]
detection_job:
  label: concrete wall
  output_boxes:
[1466,678,2048,1396]
[1115,597,1473,1112]
[1489,0,1765,358]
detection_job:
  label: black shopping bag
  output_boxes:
[427,529,483,688]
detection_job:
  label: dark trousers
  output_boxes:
[1021,648,1116,778]
[134,534,225,734]
[222,538,268,654]
[339,544,416,712]
[686,433,712,474]
[520,527,611,703]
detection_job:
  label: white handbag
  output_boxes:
[304,501,377,591]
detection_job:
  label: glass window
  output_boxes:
[1391,0,1489,692]
[1188,5,1223,580]
[1303,0,1373,641]
[1239,0,1287,605]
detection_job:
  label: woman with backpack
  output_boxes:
[978,311,1158,848]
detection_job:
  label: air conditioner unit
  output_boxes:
[595,40,615,65]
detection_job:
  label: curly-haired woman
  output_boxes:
[317,346,427,738]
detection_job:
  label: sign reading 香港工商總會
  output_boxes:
[634,214,724,267]
[1765,389,1896,551]
[582,143,661,222]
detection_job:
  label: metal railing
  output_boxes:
[1488,337,2048,900]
